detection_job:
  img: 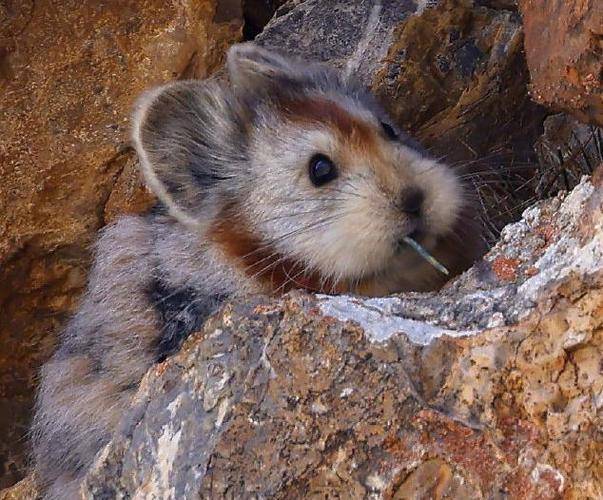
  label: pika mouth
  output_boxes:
[395,224,424,255]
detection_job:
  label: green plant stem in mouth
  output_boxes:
[401,236,450,276]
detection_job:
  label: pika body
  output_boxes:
[31,43,481,497]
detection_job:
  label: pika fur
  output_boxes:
[31,43,482,497]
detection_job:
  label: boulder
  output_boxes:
[0,0,242,487]
[83,173,603,498]
[0,476,37,500]
[519,0,603,127]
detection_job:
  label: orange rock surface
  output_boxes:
[0,0,241,486]
[519,0,603,126]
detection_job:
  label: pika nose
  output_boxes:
[398,187,424,216]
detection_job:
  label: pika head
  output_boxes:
[133,43,476,294]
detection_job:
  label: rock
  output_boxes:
[83,174,602,498]
[519,0,603,127]
[242,0,288,39]
[0,476,37,500]
[258,0,547,239]
[0,0,242,487]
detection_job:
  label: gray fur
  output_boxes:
[32,43,479,498]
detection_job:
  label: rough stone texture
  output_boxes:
[0,0,242,487]
[519,0,603,127]
[243,0,288,39]
[0,476,37,500]
[82,174,603,498]
[258,0,547,240]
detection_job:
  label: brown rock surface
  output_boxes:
[82,174,602,498]
[519,0,603,127]
[0,0,242,487]
[0,476,37,500]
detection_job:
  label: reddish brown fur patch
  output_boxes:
[281,96,401,192]
[281,97,387,161]
[209,205,385,295]
[209,206,338,293]
[281,96,374,144]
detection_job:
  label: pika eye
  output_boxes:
[381,121,398,141]
[308,154,338,187]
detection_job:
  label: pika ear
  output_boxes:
[132,80,243,228]
[227,42,303,91]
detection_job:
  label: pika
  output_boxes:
[31,43,480,498]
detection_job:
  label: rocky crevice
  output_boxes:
[1,0,602,495]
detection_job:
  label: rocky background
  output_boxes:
[0,0,601,496]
